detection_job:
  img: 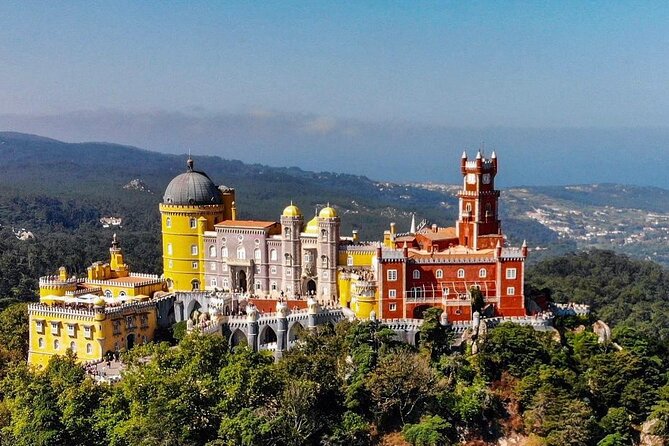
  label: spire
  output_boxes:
[186,155,194,171]
[491,150,497,159]
[461,150,467,159]
[476,150,482,160]
[111,233,119,250]
[410,214,416,234]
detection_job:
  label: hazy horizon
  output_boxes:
[2,2,669,187]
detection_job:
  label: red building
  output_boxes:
[377,151,528,322]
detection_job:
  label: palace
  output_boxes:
[28,235,167,367]
[28,150,530,366]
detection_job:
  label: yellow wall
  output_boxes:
[28,302,158,368]
[160,203,228,291]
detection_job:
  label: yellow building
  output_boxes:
[28,236,166,368]
[337,244,379,318]
[160,157,236,291]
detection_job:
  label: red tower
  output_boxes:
[456,150,502,250]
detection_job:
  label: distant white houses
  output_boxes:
[100,217,123,228]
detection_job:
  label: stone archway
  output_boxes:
[186,300,202,321]
[230,329,247,348]
[259,325,277,346]
[127,333,136,350]
[306,279,317,296]
[238,270,247,293]
[288,322,304,343]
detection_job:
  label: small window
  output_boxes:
[222,278,229,289]
[165,217,171,228]
[237,235,244,242]
[387,269,398,281]
[50,321,59,335]
[479,268,487,278]
[191,245,198,255]
[412,270,420,280]
[286,269,292,277]
[323,271,329,279]
[270,249,278,261]
[70,341,76,353]
[271,281,277,291]
[119,291,126,297]
[54,340,60,350]
[192,261,198,269]
[86,343,92,354]
[506,268,517,279]
[254,248,261,260]
[507,286,515,295]
[457,269,465,279]
[67,324,75,337]
[168,260,174,268]
[38,338,45,348]
[104,289,113,298]
[221,247,228,258]
[442,287,449,296]
[347,255,354,266]
[389,289,397,298]
[210,278,217,287]
[436,269,443,279]
[271,266,277,274]
[209,245,216,257]
[255,281,261,290]
[167,243,173,255]
[190,218,197,229]
[237,247,246,260]
[321,229,327,240]
[35,320,44,333]
[285,254,292,266]
[389,303,397,311]
[210,262,216,271]
[192,280,200,290]
[84,326,92,339]
[321,256,329,268]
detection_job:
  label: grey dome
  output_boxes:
[163,158,223,205]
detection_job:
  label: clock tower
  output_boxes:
[456,150,502,250]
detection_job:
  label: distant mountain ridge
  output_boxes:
[2,131,669,265]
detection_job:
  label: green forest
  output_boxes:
[0,132,667,444]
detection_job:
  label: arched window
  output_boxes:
[104,290,112,298]
[167,243,173,255]
[285,227,291,237]
[271,281,278,291]
[222,278,229,289]
[436,269,443,279]
[190,218,197,229]
[210,278,217,288]
[191,280,200,290]
[70,341,76,352]
[321,229,327,240]
[86,343,92,354]
[165,217,171,228]
[54,340,60,350]
[270,249,278,261]
[479,268,487,278]
[321,256,329,268]
[412,270,420,279]
[442,287,449,296]
[221,247,228,258]
[38,338,44,348]
[209,245,216,257]
[191,245,198,255]
[347,255,353,266]
[457,269,465,279]
[254,248,261,260]
[119,291,126,297]
[285,253,292,266]
[237,246,246,260]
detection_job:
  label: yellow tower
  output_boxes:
[160,157,235,291]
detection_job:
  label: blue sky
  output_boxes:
[2,2,669,185]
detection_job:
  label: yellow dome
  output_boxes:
[282,203,302,217]
[305,215,319,234]
[93,296,106,307]
[319,206,337,218]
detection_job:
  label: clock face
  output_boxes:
[482,173,491,184]
[466,173,476,184]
